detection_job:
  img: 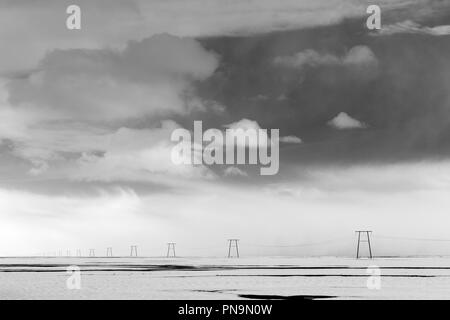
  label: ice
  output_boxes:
[1,256,450,299]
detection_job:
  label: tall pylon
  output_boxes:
[166,243,176,257]
[89,248,95,257]
[66,249,71,257]
[227,239,240,258]
[130,245,138,257]
[76,249,82,257]
[355,231,373,259]
[106,247,113,257]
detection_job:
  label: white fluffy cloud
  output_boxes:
[223,118,300,148]
[70,121,214,182]
[327,112,367,130]
[274,46,378,70]
[224,118,261,131]
[0,34,220,179]
[8,34,219,122]
[7,117,214,182]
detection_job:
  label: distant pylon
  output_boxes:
[66,249,71,257]
[89,249,95,257]
[76,249,82,257]
[58,250,62,257]
[166,243,176,257]
[130,245,138,257]
[106,247,113,257]
[227,239,240,258]
[355,231,373,259]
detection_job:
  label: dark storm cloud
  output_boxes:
[193,8,450,170]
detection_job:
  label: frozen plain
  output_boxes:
[1,256,450,299]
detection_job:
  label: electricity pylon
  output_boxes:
[355,231,373,259]
[130,245,138,257]
[227,239,240,258]
[167,243,176,257]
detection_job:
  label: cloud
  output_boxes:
[0,80,30,141]
[205,21,450,166]
[137,0,422,38]
[69,121,214,182]
[0,0,424,75]
[375,20,450,36]
[4,160,450,256]
[279,136,302,144]
[1,1,450,256]
[78,121,216,181]
[327,112,367,130]
[223,166,248,177]
[274,46,378,70]
[223,118,299,148]
[7,34,219,122]
[0,35,221,179]
[342,46,378,67]
[0,75,214,182]
[28,160,50,176]
[291,161,450,194]
[274,50,340,68]
[222,119,265,149]
[224,118,261,131]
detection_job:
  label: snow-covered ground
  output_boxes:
[1,256,450,299]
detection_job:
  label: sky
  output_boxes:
[1,0,450,256]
